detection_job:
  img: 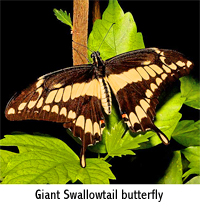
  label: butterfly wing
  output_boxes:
[105,48,194,144]
[5,65,105,167]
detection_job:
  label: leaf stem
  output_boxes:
[102,154,111,162]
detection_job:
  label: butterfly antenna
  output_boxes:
[97,23,115,51]
[72,46,92,64]
[72,40,94,53]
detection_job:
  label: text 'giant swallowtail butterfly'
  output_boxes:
[5,47,193,167]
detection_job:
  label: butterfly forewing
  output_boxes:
[105,48,193,144]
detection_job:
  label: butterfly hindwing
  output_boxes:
[105,48,193,143]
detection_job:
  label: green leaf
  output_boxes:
[0,150,17,181]
[105,121,132,157]
[158,151,183,184]
[0,134,115,184]
[74,159,116,184]
[53,9,73,29]
[182,146,200,179]
[180,76,200,109]
[105,121,148,157]
[172,120,200,147]
[88,0,145,61]
[186,176,200,184]
[138,92,185,149]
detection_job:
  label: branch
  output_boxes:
[72,0,89,65]
[92,0,101,24]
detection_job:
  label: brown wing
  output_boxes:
[105,48,194,144]
[5,65,105,167]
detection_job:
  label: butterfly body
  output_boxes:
[5,48,194,167]
[90,51,112,115]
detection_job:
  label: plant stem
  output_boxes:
[72,0,89,65]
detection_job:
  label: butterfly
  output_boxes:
[5,47,193,167]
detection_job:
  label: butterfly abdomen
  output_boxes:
[99,78,112,115]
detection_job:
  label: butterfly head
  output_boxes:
[91,51,103,67]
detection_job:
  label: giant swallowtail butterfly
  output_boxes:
[5,47,193,167]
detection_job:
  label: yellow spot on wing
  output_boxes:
[36,79,44,88]
[136,67,150,80]
[71,83,82,99]
[63,86,71,102]
[144,66,156,77]
[68,110,76,119]
[51,105,59,113]
[36,97,44,108]
[156,77,163,86]
[168,63,177,70]
[8,108,15,115]
[28,100,37,109]
[93,122,100,136]
[162,64,171,73]
[85,119,93,134]
[75,115,85,129]
[43,105,50,112]
[53,83,63,88]
[145,89,153,98]
[55,88,64,103]
[150,83,158,92]
[142,60,151,65]
[140,99,150,112]
[18,102,26,111]
[149,64,163,74]
[129,112,140,127]
[176,60,185,67]
[161,73,168,80]
[135,105,147,122]
[46,90,57,104]
[187,61,192,68]
[60,107,67,116]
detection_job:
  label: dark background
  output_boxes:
[1,0,199,183]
